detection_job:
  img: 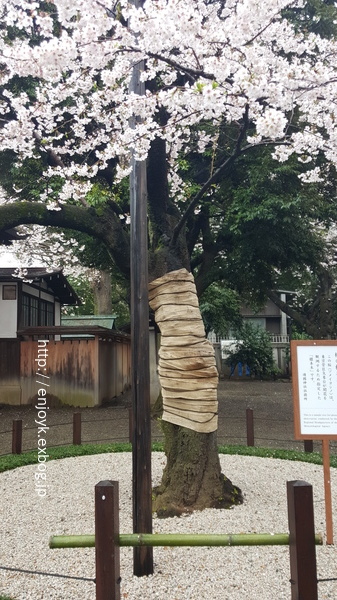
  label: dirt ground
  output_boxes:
[0,379,328,455]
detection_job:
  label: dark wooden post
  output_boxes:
[287,480,318,600]
[129,0,153,577]
[246,408,254,447]
[73,412,81,445]
[12,419,22,454]
[95,481,121,600]
[304,440,313,453]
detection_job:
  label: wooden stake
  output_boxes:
[12,419,22,454]
[304,440,313,453]
[322,438,334,544]
[95,481,121,600]
[287,480,318,600]
[72,412,81,445]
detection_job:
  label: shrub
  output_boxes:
[225,322,279,379]
[284,327,312,365]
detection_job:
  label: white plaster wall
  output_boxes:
[22,283,39,297]
[55,302,61,325]
[0,283,18,338]
[280,293,288,335]
[54,302,61,340]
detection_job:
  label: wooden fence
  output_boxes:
[0,331,131,407]
[2,409,328,456]
[49,479,321,600]
[0,339,21,403]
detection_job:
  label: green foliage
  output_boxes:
[284,327,313,365]
[199,283,242,337]
[65,231,114,272]
[291,327,313,341]
[6,74,39,100]
[283,0,337,39]
[220,149,328,299]
[0,151,54,203]
[63,276,95,315]
[217,444,336,467]
[184,136,332,309]
[64,272,130,327]
[225,322,279,379]
[0,443,132,473]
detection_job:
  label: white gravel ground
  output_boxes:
[0,452,337,600]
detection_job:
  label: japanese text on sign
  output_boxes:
[295,345,337,436]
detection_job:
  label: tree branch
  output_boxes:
[0,201,130,277]
[147,51,216,82]
[33,131,90,208]
[190,209,218,295]
[147,136,171,244]
[170,105,250,248]
[186,212,203,256]
[267,289,307,329]
[243,2,295,46]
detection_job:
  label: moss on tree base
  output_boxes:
[152,420,243,517]
[153,474,243,518]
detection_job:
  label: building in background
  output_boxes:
[0,268,131,406]
[0,267,79,337]
[209,291,293,377]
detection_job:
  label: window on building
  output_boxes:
[30,297,39,326]
[46,302,54,326]
[244,317,266,330]
[40,300,47,326]
[22,294,30,326]
[21,294,54,327]
[2,285,17,300]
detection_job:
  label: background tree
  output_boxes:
[199,283,242,338]
[192,147,337,338]
[1,223,131,324]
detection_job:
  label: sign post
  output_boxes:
[291,340,337,544]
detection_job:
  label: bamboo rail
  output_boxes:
[49,531,323,549]
[49,480,320,600]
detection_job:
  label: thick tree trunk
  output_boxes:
[146,135,243,513]
[149,268,243,515]
[92,270,113,314]
[149,269,218,432]
[153,421,243,516]
[305,270,335,339]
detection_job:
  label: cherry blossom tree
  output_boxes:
[1,0,337,512]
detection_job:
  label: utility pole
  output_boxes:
[129,0,154,577]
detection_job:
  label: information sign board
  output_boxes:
[291,340,337,440]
